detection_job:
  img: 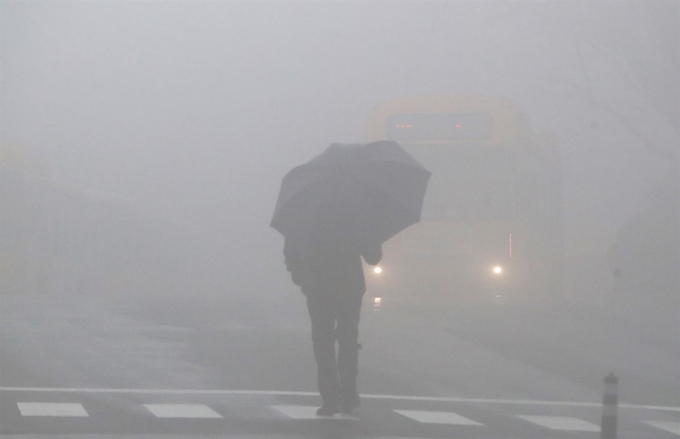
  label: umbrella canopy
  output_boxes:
[270,140,431,247]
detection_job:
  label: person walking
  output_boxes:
[270,141,429,416]
[283,199,382,416]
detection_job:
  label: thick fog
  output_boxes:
[1,1,677,300]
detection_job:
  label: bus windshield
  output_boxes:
[412,144,515,221]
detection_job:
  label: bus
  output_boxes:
[363,95,564,305]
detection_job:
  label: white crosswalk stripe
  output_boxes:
[143,404,223,418]
[17,402,89,417]
[7,398,678,438]
[643,421,680,436]
[516,415,600,431]
[271,405,358,420]
[394,409,483,425]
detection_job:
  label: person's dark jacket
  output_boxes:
[284,235,381,297]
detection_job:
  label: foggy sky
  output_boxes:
[2,1,677,296]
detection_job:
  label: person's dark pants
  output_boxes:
[306,291,363,409]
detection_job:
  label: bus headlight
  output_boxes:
[373,266,383,274]
[492,266,503,275]
[373,296,382,312]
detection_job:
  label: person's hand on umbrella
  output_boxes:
[362,244,382,266]
[284,237,304,286]
[290,269,303,286]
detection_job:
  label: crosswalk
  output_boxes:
[515,414,600,432]
[17,402,89,417]
[143,404,223,419]
[644,421,680,435]
[3,399,679,437]
[393,409,484,425]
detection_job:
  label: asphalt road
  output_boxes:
[0,286,678,438]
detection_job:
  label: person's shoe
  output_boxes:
[340,393,360,414]
[316,405,340,417]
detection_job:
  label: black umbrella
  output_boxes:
[270,140,431,247]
